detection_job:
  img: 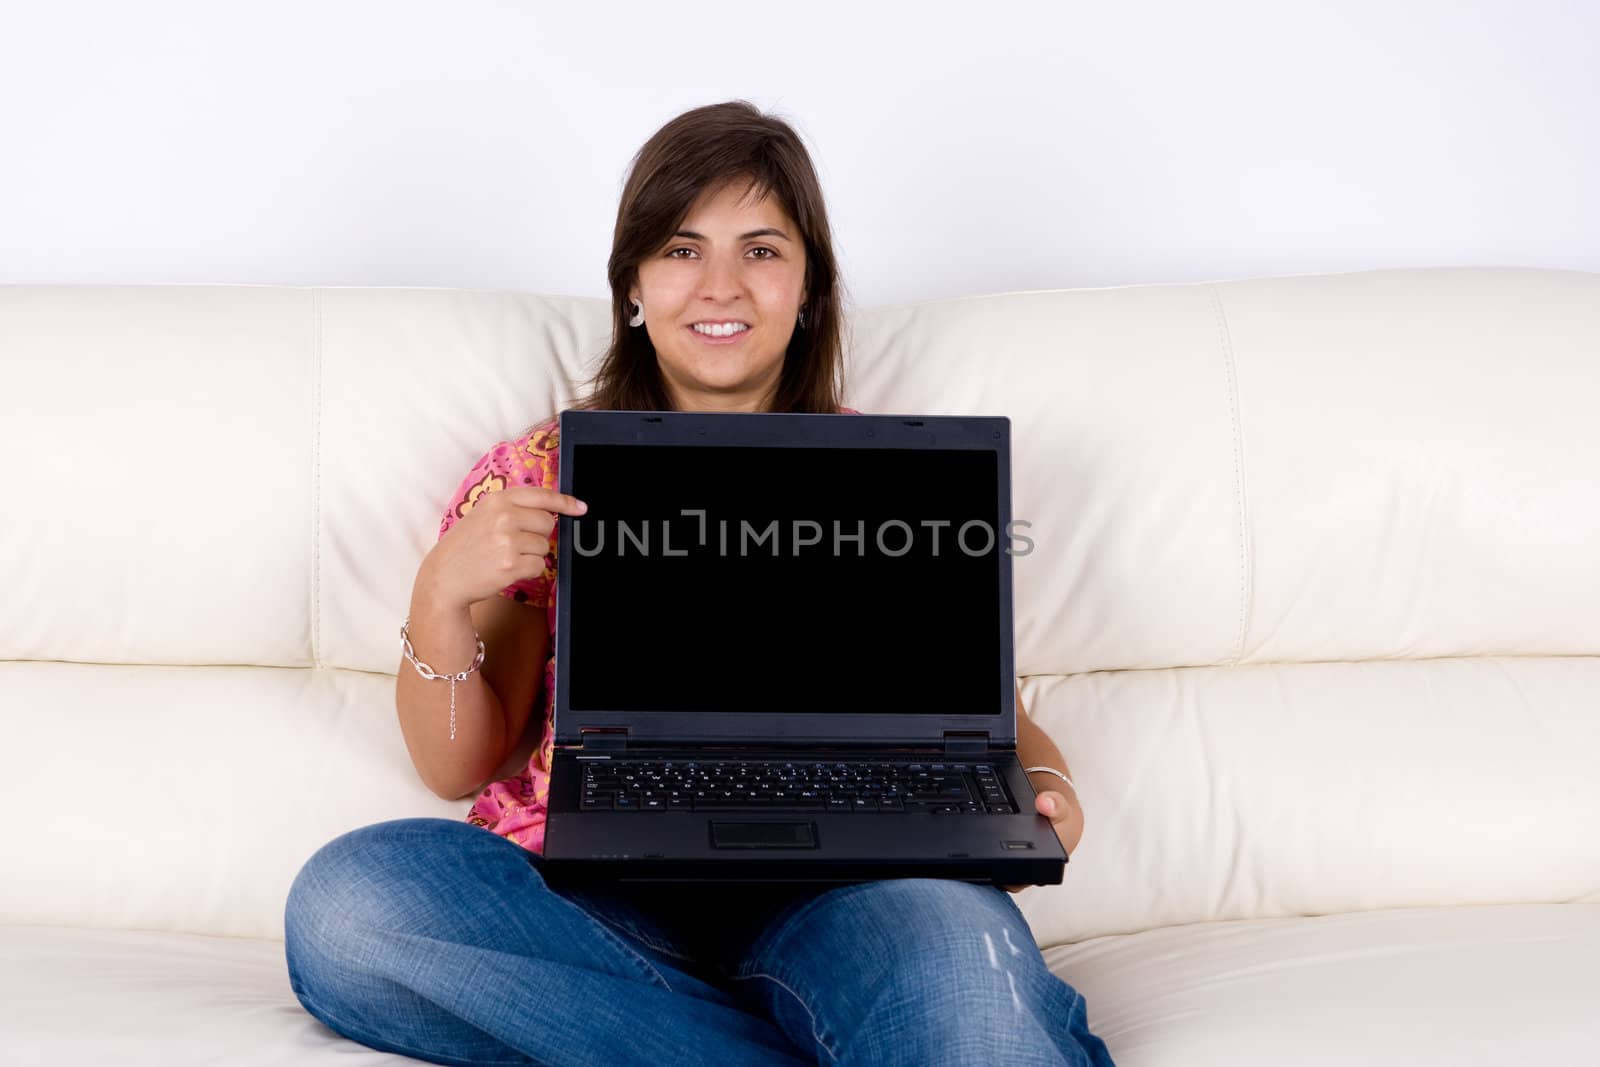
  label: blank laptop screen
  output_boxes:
[565,444,1005,716]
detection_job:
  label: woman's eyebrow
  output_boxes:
[673,227,792,242]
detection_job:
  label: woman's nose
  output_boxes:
[697,254,745,301]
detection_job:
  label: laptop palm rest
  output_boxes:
[710,821,818,849]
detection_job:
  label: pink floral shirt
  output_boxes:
[436,406,860,854]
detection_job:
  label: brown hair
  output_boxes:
[573,100,846,413]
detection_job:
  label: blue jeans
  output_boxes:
[284,817,1115,1066]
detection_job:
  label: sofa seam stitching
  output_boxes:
[1210,284,1253,664]
[311,288,324,670]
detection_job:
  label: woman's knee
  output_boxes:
[289,820,465,931]
[810,877,1034,953]
[851,879,1056,993]
[283,818,540,999]
[282,819,565,1061]
[768,879,1093,1062]
[766,880,1050,1006]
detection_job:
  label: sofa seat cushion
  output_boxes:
[0,924,408,1065]
[1045,902,1600,1066]
[7,903,1598,1064]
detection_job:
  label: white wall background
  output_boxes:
[1,0,1595,308]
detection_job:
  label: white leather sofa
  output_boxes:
[2,268,1597,1066]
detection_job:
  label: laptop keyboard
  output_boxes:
[578,759,1015,814]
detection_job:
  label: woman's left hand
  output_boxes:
[1001,788,1077,895]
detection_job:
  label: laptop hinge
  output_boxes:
[943,730,990,757]
[579,727,628,752]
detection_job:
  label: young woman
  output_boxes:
[284,100,1114,1067]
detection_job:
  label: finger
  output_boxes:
[511,531,556,561]
[1002,883,1028,894]
[506,486,589,515]
[493,509,557,545]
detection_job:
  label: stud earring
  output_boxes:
[797,306,806,329]
[628,301,645,328]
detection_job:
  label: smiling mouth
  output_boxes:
[690,322,751,338]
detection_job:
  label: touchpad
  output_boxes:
[710,821,818,849]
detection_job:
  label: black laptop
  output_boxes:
[537,409,1066,886]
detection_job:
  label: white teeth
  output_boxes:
[692,322,749,337]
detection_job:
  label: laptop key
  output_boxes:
[693,798,772,810]
[580,792,613,811]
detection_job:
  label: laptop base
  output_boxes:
[540,749,1068,887]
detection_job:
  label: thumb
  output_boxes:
[1035,791,1068,820]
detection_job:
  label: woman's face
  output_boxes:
[630,178,808,412]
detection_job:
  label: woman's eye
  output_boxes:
[665,246,777,260]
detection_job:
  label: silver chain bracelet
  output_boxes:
[400,614,485,741]
[1023,765,1077,793]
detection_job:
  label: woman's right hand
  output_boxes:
[419,486,588,611]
